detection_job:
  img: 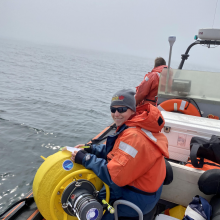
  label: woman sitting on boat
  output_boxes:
[71,89,169,219]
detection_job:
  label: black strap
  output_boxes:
[125,185,156,196]
[145,98,156,103]
[210,143,220,164]
[190,143,204,168]
[90,123,117,144]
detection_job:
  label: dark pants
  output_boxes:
[99,184,163,220]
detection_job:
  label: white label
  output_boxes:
[179,100,186,110]
[174,103,177,111]
[177,134,187,148]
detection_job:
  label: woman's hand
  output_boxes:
[71,149,88,164]
[70,144,84,162]
[71,150,78,162]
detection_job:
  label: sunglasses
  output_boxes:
[110,107,129,113]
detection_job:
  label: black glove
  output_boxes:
[84,145,93,153]
[75,150,87,164]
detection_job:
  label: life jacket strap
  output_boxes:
[145,98,156,103]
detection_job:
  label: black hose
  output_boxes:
[0,197,34,218]
[174,97,202,117]
[189,98,203,117]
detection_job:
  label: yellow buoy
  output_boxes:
[33,150,107,220]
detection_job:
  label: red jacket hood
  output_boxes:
[143,65,168,80]
[125,103,165,133]
[151,65,167,74]
[124,103,169,158]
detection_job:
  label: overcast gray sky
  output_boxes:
[0,0,220,69]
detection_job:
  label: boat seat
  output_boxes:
[164,159,173,185]
[161,161,214,207]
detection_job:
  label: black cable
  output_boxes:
[174,97,202,117]
[0,197,34,218]
[189,98,203,117]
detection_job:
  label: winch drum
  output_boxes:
[61,179,103,220]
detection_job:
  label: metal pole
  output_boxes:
[165,36,176,93]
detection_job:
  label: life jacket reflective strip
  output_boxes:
[158,99,201,117]
[186,158,220,171]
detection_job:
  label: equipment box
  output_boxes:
[161,111,220,162]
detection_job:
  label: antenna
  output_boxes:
[165,36,176,93]
[212,0,219,28]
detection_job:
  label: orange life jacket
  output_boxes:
[135,65,171,107]
[107,103,169,193]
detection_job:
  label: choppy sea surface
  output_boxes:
[0,38,219,212]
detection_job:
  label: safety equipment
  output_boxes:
[33,150,110,220]
[106,103,169,193]
[158,99,201,117]
[136,65,169,106]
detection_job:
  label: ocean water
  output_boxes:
[0,39,154,212]
[0,38,219,213]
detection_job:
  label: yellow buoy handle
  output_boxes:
[50,169,110,220]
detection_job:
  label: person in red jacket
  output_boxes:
[135,57,173,107]
[71,89,169,219]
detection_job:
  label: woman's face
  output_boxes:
[111,105,135,126]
